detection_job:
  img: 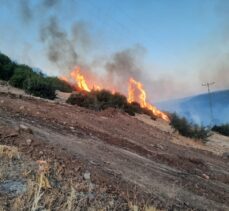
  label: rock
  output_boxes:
[109,199,115,207]
[202,173,209,180]
[39,151,44,155]
[70,126,75,130]
[83,172,91,180]
[222,152,229,159]
[155,144,164,150]
[89,182,95,192]
[19,106,25,110]
[0,100,4,104]
[26,139,32,145]
[0,180,27,197]
[19,124,33,134]
[88,193,95,200]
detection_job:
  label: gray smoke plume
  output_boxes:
[105,46,146,90]
[20,0,33,22]
[42,0,61,8]
[71,21,93,51]
[40,17,78,71]
[19,0,62,23]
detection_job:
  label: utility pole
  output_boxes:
[202,82,215,126]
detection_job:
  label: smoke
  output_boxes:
[20,0,33,22]
[42,0,61,8]
[40,17,78,72]
[198,0,229,91]
[104,46,146,91]
[71,21,93,51]
[19,0,61,23]
[16,0,93,73]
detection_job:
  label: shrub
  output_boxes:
[23,76,56,100]
[9,67,34,88]
[0,53,11,66]
[67,89,158,119]
[0,63,16,81]
[0,53,17,81]
[46,77,73,93]
[170,113,210,140]
[212,124,229,136]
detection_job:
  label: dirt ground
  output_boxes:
[0,86,229,210]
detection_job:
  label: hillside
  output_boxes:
[157,90,229,126]
[0,83,229,210]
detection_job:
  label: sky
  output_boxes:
[0,0,228,102]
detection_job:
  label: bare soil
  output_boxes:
[0,88,229,210]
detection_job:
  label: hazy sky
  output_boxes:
[0,0,228,102]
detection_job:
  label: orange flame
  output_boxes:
[70,67,91,92]
[59,76,69,83]
[128,78,170,122]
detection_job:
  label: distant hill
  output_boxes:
[157,90,229,126]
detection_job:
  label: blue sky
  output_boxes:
[0,0,228,101]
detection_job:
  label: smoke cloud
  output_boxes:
[40,17,78,72]
[20,0,33,22]
[19,0,61,23]
[104,46,146,91]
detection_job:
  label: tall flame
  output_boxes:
[60,67,170,122]
[70,67,91,92]
[127,78,169,122]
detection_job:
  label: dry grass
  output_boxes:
[0,145,20,160]
[0,147,164,211]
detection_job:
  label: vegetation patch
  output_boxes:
[67,90,157,119]
[212,124,229,136]
[169,113,210,141]
[0,52,73,100]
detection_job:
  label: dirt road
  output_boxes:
[0,91,229,210]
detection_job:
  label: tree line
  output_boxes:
[0,52,73,100]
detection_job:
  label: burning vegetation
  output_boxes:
[0,52,169,121]
[61,67,170,122]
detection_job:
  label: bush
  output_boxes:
[66,92,96,108]
[0,53,11,66]
[23,76,56,100]
[67,89,158,119]
[46,77,73,93]
[9,67,34,88]
[0,63,16,81]
[170,113,210,140]
[212,124,229,136]
[0,53,17,81]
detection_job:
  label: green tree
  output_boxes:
[170,113,210,140]
[23,76,56,100]
[46,77,73,92]
[9,67,34,88]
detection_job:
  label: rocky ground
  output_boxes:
[0,84,229,210]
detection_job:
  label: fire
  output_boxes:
[70,67,91,92]
[59,76,69,83]
[60,67,169,122]
[127,78,170,122]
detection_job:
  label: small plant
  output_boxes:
[170,113,210,140]
[0,145,20,160]
[212,124,229,136]
[31,160,50,211]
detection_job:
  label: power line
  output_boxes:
[202,82,215,126]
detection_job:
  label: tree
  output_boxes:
[23,76,56,100]
[9,67,34,88]
[46,77,73,92]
